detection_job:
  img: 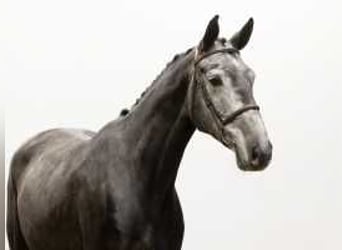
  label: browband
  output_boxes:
[194,48,239,66]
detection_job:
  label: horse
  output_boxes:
[7,15,272,250]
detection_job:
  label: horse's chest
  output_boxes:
[103,190,181,247]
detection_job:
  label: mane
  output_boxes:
[119,47,194,117]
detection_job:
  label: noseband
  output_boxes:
[190,48,259,146]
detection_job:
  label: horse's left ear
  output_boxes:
[229,18,254,50]
[199,15,220,52]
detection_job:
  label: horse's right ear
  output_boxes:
[199,15,220,53]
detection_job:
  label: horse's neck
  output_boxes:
[122,52,195,200]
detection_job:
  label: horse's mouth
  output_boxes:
[221,131,271,171]
[233,143,270,171]
[235,150,270,171]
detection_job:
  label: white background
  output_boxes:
[2,0,342,249]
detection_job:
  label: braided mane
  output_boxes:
[119,47,193,117]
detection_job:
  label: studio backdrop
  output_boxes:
[3,0,342,249]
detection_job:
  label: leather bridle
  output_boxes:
[190,48,260,147]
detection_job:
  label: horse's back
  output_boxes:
[8,128,95,250]
[11,128,94,187]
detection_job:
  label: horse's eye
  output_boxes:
[209,76,223,86]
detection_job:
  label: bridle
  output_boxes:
[190,48,260,147]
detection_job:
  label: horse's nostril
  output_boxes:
[251,143,272,168]
[251,145,260,162]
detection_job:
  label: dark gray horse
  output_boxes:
[7,16,272,250]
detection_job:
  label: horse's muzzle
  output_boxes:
[246,141,273,171]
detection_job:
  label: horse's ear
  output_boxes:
[199,15,220,52]
[229,18,254,50]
